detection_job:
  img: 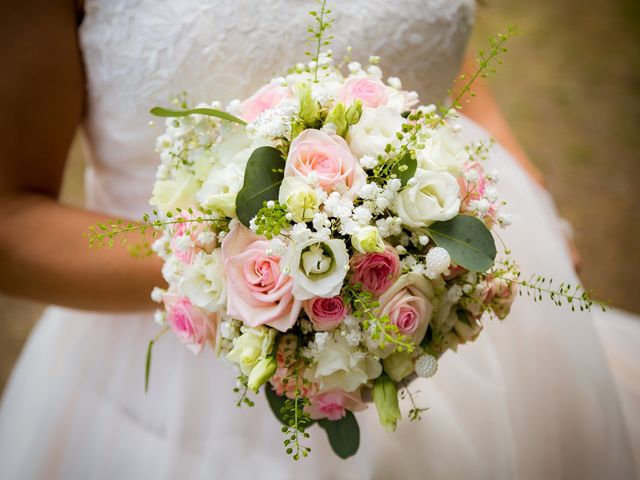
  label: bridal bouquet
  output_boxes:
[88,2,601,460]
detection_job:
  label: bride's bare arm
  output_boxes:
[0,1,163,311]
[455,54,546,188]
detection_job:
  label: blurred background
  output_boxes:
[0,0,639,393]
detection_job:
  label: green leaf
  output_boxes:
[144,338,155,393]
[390,151,417,187]
[318,411,360,459]
[265,384,288,426]
[235,146,286,227]
[426,215,496,272]
[149,106,247,126]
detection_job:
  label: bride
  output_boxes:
[0,1,638,478]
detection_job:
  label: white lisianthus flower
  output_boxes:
[283,236,349,300]
[179,250,227,313]
[394,169,460,229]
[347,107,404,159]
[278,177,321,222]
[304,333,382,392]
[416,127,469,174]
[150,169,200,211]
[196,162,245,217]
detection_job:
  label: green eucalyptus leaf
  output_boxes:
[318,411,360,459]
[391,151,417,187]
[149,106,247,126]
[426,215,496,272]
[235,146,286,227]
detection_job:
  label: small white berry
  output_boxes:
[425,247,451,279]
[415,354,438,378]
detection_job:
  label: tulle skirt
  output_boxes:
[1,116,638,479]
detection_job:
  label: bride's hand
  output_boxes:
[0,1,164,312]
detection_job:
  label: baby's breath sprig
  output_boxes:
[233,375,256,408]
[85,208,227,250]
[442,25,520,120]
[306,0,334,82]
[253,201,292,239]
[280,366,313,460]
[343,285,415,353]
[400,379,429,422]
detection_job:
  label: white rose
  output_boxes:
[416,127,469,174]
[283,236,349,300]
[347,106,404,159]
[150,169,200,211]
[278,177,320,222]
[394,169,460,228]
[217,130,270,166]
[196,162,245,217]
[179,250,227,313]
[304,333,382,392]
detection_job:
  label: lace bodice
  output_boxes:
[78,0,475,217]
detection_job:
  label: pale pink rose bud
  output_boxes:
[163,294,216,355]
[350,246,401,296]
[303,296,348,331]
[306,389,367,421]
[338,76,389,108]
[240,82,292,122]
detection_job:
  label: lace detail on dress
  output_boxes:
[78,0,474,216]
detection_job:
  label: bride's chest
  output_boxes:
[80,0,475,105]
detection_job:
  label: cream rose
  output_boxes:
[283,236,349,301]
[394,169,460,228]
[347,106,405,159]
[416,127,469,174]
[304,333,382,392]
[150,169,200,211]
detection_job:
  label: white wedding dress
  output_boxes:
[1,1,638,478]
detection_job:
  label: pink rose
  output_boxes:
[482,276,518,320]
[285,129,366,200]
[377,273,434,349]
[163,294,216,355]
[222,224,301,332]
[306,389,367,421]
[338,76,389,108]
[303,296,348,331]
[350,246,401,296]
[240,82,292,122]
